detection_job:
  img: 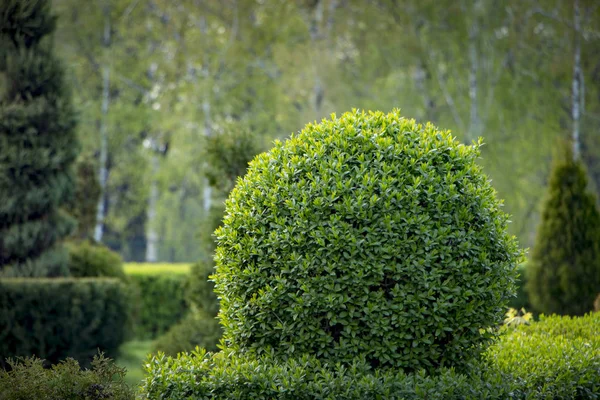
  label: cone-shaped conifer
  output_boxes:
[0,0,79,276]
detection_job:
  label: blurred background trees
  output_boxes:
[2,0,599,384]
[45,0,600,264]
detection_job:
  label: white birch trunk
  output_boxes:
[145,152,159,262]
[94,2,111,243]
[467,21,479,143]
[310,0,325,116]
[572,0,582,161]
[200,15,213,213]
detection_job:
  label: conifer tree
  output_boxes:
[527,147,600,315]
[0,0,79,277]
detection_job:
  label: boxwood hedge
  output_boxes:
[0,278,129,367]
[141,313,600,399]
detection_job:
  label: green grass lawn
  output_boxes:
[116,340,155,390]
[124,263,192,276]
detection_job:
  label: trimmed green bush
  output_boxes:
[0,278,129,367]
[128,272,188,339]
[0,353,134,400]
[527,151,600,315]
[67,240,127,281]
[141,314,600,399]
[487,312,600,398]
[214,110,521,371]
[0,0,79,277]
[152,311,222,356]
[142,350,511,400]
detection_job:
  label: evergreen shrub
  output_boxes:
[67,240,127,281]
[152,311,222,356]
[527,152,600,315]
[127,272,188,339]
[0,0,79,277]
[0,353,134,400]
[0,278,129,367]
[141,314,600,399]
[214,110,522,371]
[153,260,221,353]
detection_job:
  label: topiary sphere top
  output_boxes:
[214,110,521,372]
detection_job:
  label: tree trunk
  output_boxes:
[94,1,111,243]
[200,15,213,213]
[310,0,325,116]
[145,152,159,262]
[467,14,480,143]
[572,0,582,160]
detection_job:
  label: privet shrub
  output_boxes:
[67,240,127,281]
[141,314,600,399]
[0,278,129,367]
[527,151,600,315]
[0,0,79,277]
[0,353,134,400]
[214,110,521,371]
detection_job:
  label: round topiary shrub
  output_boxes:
[214,109,521,372]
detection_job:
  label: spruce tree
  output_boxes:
[527,148,600,315]
[0,0,79,277]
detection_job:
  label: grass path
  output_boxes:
[116,340,154,389]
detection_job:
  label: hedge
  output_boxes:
[0,278,129,368]
[125,264,190,339]
[141,313,600,399]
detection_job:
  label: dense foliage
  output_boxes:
[0,278,128,367]
[486,312,600,398]
[0,353,134,400]
[67,240,127,280]
[0,0,78,277]
[141,314,599,400]
[527,154,600,315]
[127,271,188,339]
[214,110,521,372]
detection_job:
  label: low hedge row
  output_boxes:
[0,278,129,368]
[141,313,600,399]
[125,264,190,339]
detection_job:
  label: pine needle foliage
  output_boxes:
[527,149,600,315]
[0,0,79,277]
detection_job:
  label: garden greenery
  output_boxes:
[214,109,522,371]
